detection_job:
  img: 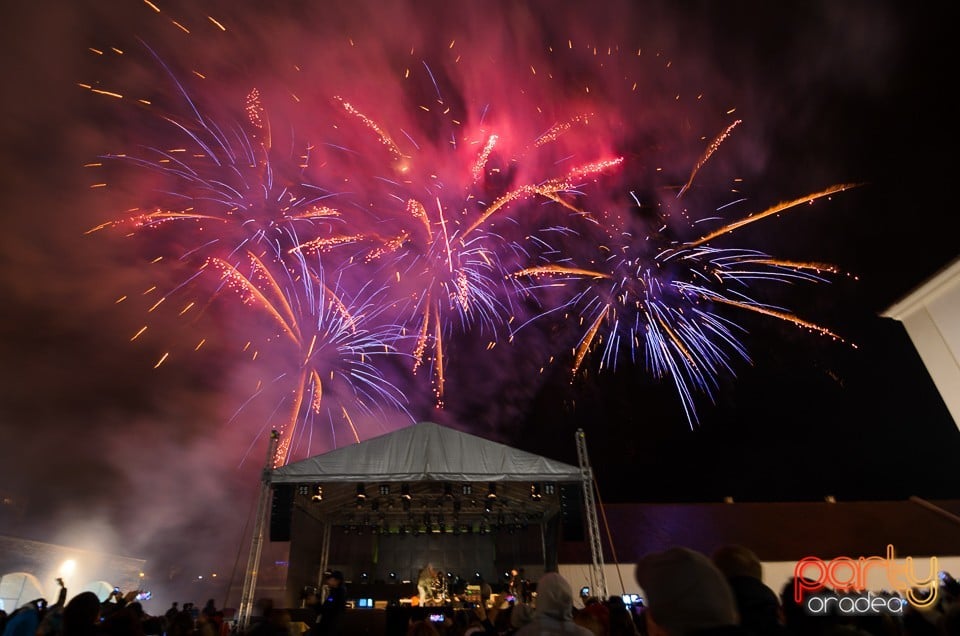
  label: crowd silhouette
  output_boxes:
[3,545,958,636]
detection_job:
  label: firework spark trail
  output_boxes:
[677,119,742,198]
[685,183,862,248]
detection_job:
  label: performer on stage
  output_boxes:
[508,568,531,603]
[432,568,448,605]
[312,570,346,636]
[417,563,438,606]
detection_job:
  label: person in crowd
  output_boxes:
[941,602,960,636]
[514,572,594,635]
[607,595,640,636]
[245,599,290,636]
[195,609,220,636]
[2,598,45,636]
[201,599,218,620]
[490,603,516,634]
[580,595,610,634]
[634,545,747,635]
[463,600,501,635]
[711,544,785,635]
[509,602,535,633]
[407,619,441,636]
[134,602,163,636]
[578,586,591,609]
[167,606,199,636]
[36,577,68,636]
[100,604,146,636]
[60,591,103,636]
[778,577,840,636]
[573,608,605,635]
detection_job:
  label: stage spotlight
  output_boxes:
[311,486,323,502]
[530,483,542,500]
[356,484,367,499]
[486,483,497,499]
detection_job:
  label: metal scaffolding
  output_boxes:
[237,430,279,630]
[575,428,607,600]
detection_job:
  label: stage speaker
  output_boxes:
[269,484,294,542]
[558,484,584,541]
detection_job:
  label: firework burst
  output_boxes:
[83,2,859,453]
[212,249,410,463]
[512,122,859,426]
[313,70,624,407]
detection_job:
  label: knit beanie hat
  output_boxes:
[635,546,739,635]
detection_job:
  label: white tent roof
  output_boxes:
[271,421,583,484]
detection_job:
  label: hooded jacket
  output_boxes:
[514,573,594,636]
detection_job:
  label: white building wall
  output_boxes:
[884,257,960,431]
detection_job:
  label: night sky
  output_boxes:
[1,0,958,603]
